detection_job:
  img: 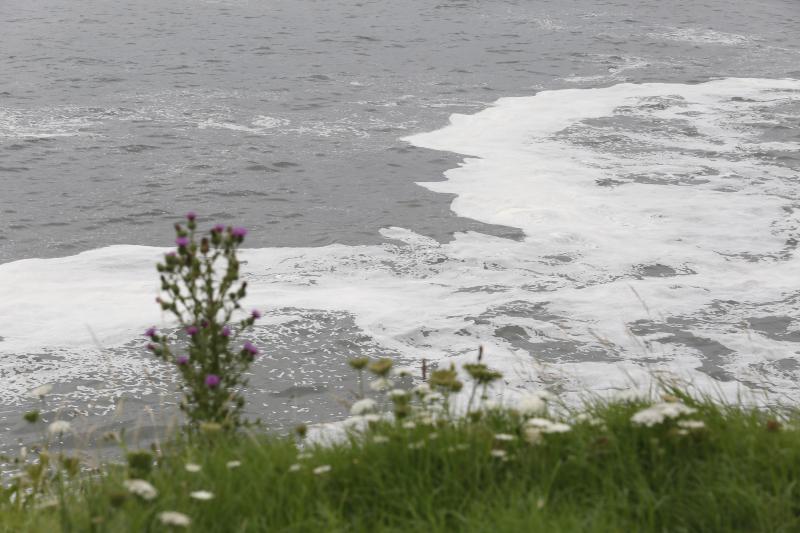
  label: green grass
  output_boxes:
[2,395,800,532]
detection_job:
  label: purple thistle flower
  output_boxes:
[176,355,189,366]
[186,211,197,221]
[242,341,259,358]
[221,326,231,337]
[231,227,248,238]
[201,319,210,329]
[147,343,157,352]
[145,326,157,338]
[175,236,190,247]
[212,224,225,233]
[205,374,221,388]
[166,251,177,258]
[186,325,199,336]
[251,309,262,320]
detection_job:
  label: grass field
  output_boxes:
[2,391,799,532]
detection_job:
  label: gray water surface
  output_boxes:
[1,0,800,453]
[2,0,798,262]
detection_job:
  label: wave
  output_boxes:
[2,78,799,409]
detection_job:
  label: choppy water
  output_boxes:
[1,0,799,451]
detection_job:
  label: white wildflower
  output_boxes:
[48,420,71,436]
[516,392,548,416]
[426,402,444,414]
[289,463,302,472]
[402,421,417,430]
[189,490,214,501]
[524,418,571,434]
[226,460,242,469]
[388,389,409,399]
[344,415,366,429]
[394,366,415,377]
[428,432,438,440]
[413,383,431,396]
[677,419,705,430]
[372,435,390,444]
[158,511,191,527]
[350,398,377,415]
[574,413,603,426]
[297,452,313,460]
[408,440,425,450]
[185,463,201,473]
[630,408,664,427]
[543,422,571,433]
[631,402,697,427]
[490,449,507,459]
[19,447,27,461]
[419,416,435,426]
[424,392,444,404]
[494,433,516,442]
[363,413,381,423]
[313,465,331,475]
[659,402,696,418]
[524,427,543,445]
[370,378,394,392]
[29,384,53,399]
[525,418,554,429]
[124,479,158,501]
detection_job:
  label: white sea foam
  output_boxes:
[0,107,97,139]
[198,115,291,134]
[2,78,799,408]
[251,115,290,129]
[649,28,757,46]
[197,115,374,138]
[562,55,651,84]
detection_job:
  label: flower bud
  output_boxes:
[241,341,259,359]
[231,227,248,241]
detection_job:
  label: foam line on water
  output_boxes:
[1,78,799,407]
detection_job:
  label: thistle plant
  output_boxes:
[145,213,261,428]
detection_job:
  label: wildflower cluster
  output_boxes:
[145,212,261,428]
[344,350,506,432]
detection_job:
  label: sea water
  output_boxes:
[1,0,799,449]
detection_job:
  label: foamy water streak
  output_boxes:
[1,78,799,411]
